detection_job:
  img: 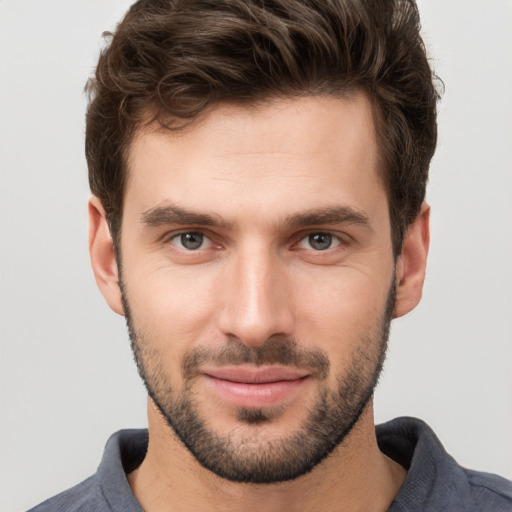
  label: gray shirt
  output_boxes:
[28,417,512,511]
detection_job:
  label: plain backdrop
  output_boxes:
[1,1,511,511]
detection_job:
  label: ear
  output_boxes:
[88,196,124,316]
[393,202,430,318]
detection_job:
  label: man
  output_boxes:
[29,0,512,510]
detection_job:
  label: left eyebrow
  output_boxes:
[140,204,232,229]
[284,206,371,229]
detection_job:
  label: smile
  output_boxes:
[201,366,311,408]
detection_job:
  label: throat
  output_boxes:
[126,401,406,512]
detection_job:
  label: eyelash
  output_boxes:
[167,231,215,251]
[164,230,349,253]
[296,232,344,251]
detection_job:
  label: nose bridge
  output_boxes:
[218,241,293,346]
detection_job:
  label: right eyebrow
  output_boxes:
[284,205,371,229]
[140,204,232,229]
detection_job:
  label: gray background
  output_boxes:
[1,1,511,511]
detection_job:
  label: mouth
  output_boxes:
[201,366,311,408]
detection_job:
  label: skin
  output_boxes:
[89,94,430,512]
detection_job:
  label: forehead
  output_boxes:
[124,94,385,226]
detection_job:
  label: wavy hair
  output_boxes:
[85,0,441,256]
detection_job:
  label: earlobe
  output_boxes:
[88,197,124,316]
[393,202,430,318]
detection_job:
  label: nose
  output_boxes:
[217,245,295,347]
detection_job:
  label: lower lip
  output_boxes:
[204,375,309,408]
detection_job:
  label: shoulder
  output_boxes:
[27,429,147,512]
[463,468,512,510]
[26,476,103,512]
[378,417,512,512]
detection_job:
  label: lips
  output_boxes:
[203,366,309,383]
[201,366,310,408]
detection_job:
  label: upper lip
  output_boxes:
[202,366,310,384]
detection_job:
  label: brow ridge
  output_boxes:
[141,204,230,228]
[141,203,370,230]
[285,206,371,228]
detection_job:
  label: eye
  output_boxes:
[297,232,341,251]
[170,232,210,250]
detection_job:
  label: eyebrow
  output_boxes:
[141,204,232,229]
[141,204,370,230]
[284,206,371,229]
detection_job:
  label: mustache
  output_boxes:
[182,336,330,380]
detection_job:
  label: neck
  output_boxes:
[128,400,406,512]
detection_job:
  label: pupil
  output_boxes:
[309,233,332,250]
[181,232,203,250]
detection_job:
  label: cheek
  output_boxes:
[124,265,221,356]
[292,268,391,355]
[297,263,389,314]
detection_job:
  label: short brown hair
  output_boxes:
[86,0,441,256]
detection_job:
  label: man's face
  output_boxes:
[118,95,397,483]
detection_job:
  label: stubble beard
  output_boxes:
[120,278,395,484]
